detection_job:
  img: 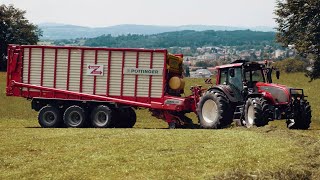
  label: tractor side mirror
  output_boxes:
[276,70,280,79]
[229,68,235,78]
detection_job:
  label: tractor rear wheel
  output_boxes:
[287,100,311,130]
[38,106,62,128]
[244,97,269,128]
[91,105,112,128]
[197,91,234,129]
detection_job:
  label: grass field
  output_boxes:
[1,72,320,179]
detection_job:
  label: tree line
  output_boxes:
[83,30,278,49]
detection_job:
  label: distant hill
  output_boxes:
[38,23,275,40]
[83,30,278,50]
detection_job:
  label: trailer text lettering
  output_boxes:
[124,68,163,76]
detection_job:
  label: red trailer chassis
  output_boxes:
[6,45,201,128]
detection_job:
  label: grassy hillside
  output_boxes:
[0,72,320,179]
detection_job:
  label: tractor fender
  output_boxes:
[207,85,240,103]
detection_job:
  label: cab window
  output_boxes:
[219,69,228,85]
[228,68,243,90]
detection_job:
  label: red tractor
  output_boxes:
[197,60,312,129]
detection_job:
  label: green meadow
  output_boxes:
[1,72,319,179]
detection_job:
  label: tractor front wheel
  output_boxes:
[287,100,312,130]
[244,97,270,128]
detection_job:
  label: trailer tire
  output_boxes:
[113,108,137,128]
[244,97,269,128]
[38,106,62,128]
[197,91,233,129]
[287,100,312,130]
[91,105,112,128]
[125,108,137,128]
[63,105,86,128]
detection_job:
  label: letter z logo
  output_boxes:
[87,64,104,76]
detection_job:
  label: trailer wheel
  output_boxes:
[63,106,86,128]
[197,91,233,129]
[125,108,137,128]
[91,105,112,128]
[38,106,62,128]
[113,108,137,128]
[244,97,269,128]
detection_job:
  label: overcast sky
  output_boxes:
[1,0,277,27]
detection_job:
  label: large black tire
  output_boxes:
[63,105,86,128]
[90,105,112,128]
[287,100,312,130]
[244,97,269,128]
[126,108,137,128]
[38,106,62,128]
[113,108,137,128]
[197,91,234,129]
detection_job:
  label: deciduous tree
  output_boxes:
[0,4,41,71]
[275,0,320,80]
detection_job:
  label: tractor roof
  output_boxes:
[215,60,265,70]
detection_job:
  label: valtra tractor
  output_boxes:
[197,60,312,129]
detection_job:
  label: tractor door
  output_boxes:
[228,68,243,91]
[218,67,243,90]
[218,67,243,101]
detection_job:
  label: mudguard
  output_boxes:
[208,85,242,103]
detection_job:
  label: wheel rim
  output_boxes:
[69,111,82,126]
[43,111,56,124]
[202,99,218,124]
[247,105,255,126]
[94,111,109,126]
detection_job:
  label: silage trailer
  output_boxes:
[6,45,198,128]
[6,45,311,129]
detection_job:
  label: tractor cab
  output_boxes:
[216,60,272,97]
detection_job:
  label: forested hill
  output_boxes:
[83,30,278,49]
[39,23,275,40]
